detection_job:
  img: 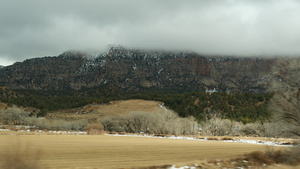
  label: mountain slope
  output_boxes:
[0,47,275,93]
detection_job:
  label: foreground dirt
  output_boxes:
[0,135,290,169]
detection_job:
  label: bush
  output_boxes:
[23,117,37,126]
[101,109,197,135]
[35,119,88,131]
[0,107,30,125]
[101,117,117,132]
[245,148,300,166]
[199,112,243,136]
[199,117,284,137]
[240,122,260,136]
[239,121,282,137]
[86,123,104,135]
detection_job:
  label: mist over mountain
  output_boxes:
[0,47,275,93]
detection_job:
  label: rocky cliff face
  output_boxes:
[0,47,275,93]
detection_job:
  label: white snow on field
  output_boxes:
[1,129,87,135]
[168,136,292,147]
[109,134,295,147]
[170,165,196,169]
[1,128,295,147]
[0,129,11,131]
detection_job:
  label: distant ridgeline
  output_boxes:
[0,46,275,93]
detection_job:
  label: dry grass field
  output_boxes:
[46,99,163,122]
[0,135,288,169]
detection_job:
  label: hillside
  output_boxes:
[0,86,19,100]
[3,91,270,123]
[46,99,164,122]
[0,46,274,93]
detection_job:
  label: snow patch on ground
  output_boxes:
[109,134,295,147]
[170,165,196,169]
[1,128,295,147]
[0,129,87,135]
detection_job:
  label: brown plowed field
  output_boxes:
[0,135,284,169]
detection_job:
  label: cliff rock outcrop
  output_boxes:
[0,47,275,93]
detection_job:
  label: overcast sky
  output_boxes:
[1,0,300,66]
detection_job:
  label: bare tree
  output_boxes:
[200,110,224,136]
[118,112,149,133]
[154,109,179,135]
[100,117,116,132]
[222,119,242,136]
[128,112,147,133]
[0,107,30,125]
[269,58,300,137]
[180,116,197,135]
[0,111,11,125]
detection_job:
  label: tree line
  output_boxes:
[129,91,272,123]
[0,87,272,124]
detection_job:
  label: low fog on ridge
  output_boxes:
[1,0,300,66]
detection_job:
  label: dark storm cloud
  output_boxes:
[1,0,300,65]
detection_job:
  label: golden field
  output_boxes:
[0,134,288,169]
[46,99,163,122]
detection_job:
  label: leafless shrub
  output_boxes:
[240,122,261,136]
[35,119,88,131]
[86,123,104,135]
[179,116,197,135]
[244,148,300,166]
[220,137,233,141]
[102,109,197,135]
[199,115,283,137]
[133,164,172,169]
[145,109,197,135]
[71,120,88,131]
[118,112,149,133]
[0,107,31,125]
[239,121,277,137]
[212,147,300,168]
[222,119,243,136]
[206,137,219,141]
[199,111,242,136]
[199,111,223,136]
[23,117,37,126]
[245,151,275,165]
[260,122,282,137]
[101,116,118,132]
[148,109,181,135]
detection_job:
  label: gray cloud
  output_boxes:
[1,0,300,65]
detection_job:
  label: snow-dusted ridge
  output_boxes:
[109,134,297,147]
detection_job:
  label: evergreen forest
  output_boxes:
[0,85,272,124]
